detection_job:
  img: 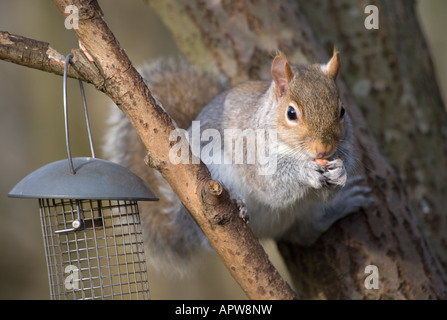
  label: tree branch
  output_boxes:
[0,31,103,86]
[0,1,296,299]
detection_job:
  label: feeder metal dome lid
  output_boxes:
[9,157,158,201]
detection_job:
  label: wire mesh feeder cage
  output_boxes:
[8,54,158,300]
[10,158,157,300]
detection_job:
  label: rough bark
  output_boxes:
[148,0,447,299]
[0,32,102,84]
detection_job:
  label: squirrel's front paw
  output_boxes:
[323,158,347,187]
[305,161,327,189]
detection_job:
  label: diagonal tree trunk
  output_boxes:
[148,0,447,299]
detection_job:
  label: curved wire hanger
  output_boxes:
[63,53,96,174]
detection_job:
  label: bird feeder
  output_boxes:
[8,54,158,300]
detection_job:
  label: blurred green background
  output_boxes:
[0,0,446,299]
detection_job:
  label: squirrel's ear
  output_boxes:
[322,48,341,80]
[271,53,294,97]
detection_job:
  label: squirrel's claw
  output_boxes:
[236,199,249,224]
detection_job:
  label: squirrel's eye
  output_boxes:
[287,106,298,121]
[340,105,345,119]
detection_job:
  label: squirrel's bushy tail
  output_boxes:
[103,58,225,276]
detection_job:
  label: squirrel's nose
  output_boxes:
[312,140,335,159]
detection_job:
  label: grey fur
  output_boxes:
[103,57,371,276]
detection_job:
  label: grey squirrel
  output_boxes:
[104,49,371,276]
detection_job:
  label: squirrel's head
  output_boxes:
[272,49,346,160]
